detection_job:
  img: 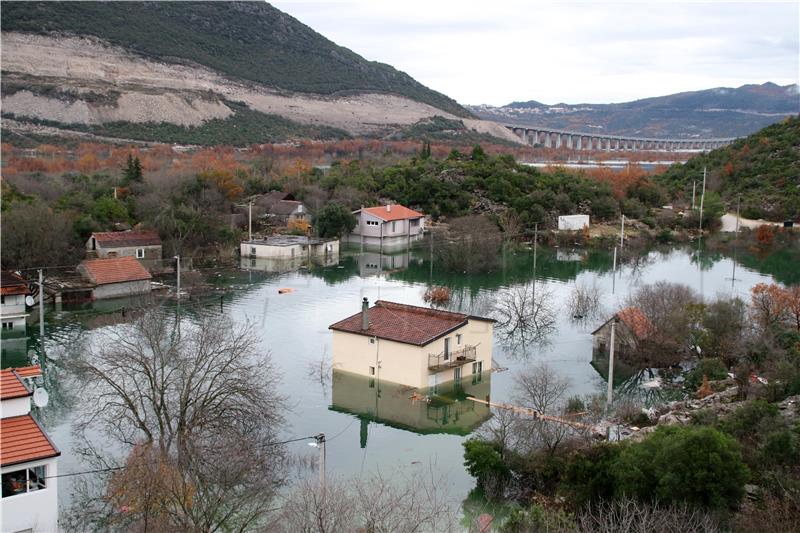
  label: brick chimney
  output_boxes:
[386,204,391,212]
[361,297,369,331]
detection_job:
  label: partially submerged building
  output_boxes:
[86,230,162,270]
[557,214,590,231]
[1,272,30,333]
[77,256,153,300]
[591,307,654,359]
[241,235,338,261]
[329,299,494,389]
[348,204,425,250]
[1,365,60,533]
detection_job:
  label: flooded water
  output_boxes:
[2,241,793,513]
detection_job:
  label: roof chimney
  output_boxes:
[361,297,369,331]
[386,204,391,212]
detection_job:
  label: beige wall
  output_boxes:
[331,318,494,389]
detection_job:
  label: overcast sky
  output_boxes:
[272,0,800,106]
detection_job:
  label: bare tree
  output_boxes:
[493,283,557,356]
[568,281,604,324]
[68,310,287,532]
[577,498,720,533]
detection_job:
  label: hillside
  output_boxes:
[470,83,799,138]
[0,1,496,145]
[655,116,800,220]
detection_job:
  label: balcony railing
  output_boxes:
[428,345,477,372]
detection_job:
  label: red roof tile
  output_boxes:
[361,205,424,222]
[0,415,60,467]
[80,256,152,285]
[1,271,30,296]
[1,369,31,401]
[92,230,161,248]
[14,365,42,379]
[329,300,490,346]
[617,307,655,340]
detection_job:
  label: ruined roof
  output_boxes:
[0,415,60,467]
[91,230,161,248]
[1,271,29,296]
[592,307,655,340]
[268,200,304,216]
[359,205,424,222]
[0,368,32,401]
[80,257,152,285]
[255,191,295,208]
[329,300,491,346]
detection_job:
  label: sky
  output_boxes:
[272,0,800,106]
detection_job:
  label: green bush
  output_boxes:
[463,439,510,499]
[500,503,576,533]
[560,443,621,506]
[313,202,356,239]
[685,358,729,390]
[613,425,749,509]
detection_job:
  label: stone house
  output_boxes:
[329,299,494,390]
[86,230,162,270]
[347,204,425,251]
[77,257,152,300]
[591,307,655,360]
[1,365,60,533]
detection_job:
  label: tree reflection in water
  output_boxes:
[492,283,557,358]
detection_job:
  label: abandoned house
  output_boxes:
[85,230,162,270]
[77,257,153,300]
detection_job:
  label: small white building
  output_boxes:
[77,256,153,300]
[1,365,60,533]
[329,299,494,390]
[241,236,339,261]
[348,205,425,251]
[558,214,590,231]
[1,272,30,333]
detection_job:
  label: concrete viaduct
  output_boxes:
[506,125,736,152]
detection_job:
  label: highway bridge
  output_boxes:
[506,125,736,152]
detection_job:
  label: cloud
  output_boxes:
[272,0,800,105]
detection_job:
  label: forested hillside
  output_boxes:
[656,116,800,220]
[2,1,469,118]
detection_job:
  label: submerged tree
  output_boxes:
[68,310,287,532]
[493,283,557,356]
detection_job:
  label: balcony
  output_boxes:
[428,345,477,372]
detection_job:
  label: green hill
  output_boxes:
[656,116,800,220]
[1,1,470,118]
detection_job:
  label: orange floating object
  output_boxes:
[278,288,294,294]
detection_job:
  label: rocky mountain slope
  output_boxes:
[2,2,523,145]
[470,83,799,139]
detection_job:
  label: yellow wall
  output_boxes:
[331,318,494,389]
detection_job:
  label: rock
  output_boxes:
[744,484,761,501]
[778,395,799,423]
[658,412,691,426]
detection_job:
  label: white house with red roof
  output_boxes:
[348,204,425,250]
[329,299,494,389]
[77,256,153,300]
[1,272,30,334]
[1,365,60,533]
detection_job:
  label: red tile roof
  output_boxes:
[1,271,30,296]
[92,230,161,248]
[329,300,490,346]
[361,205,424,222]
[80,256,152,285]
[1,368,32,401]
[14,365,42,379]
[0,415,60,467]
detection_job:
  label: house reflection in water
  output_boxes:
[330,370,492,444]
[239,254,339,273]
[356,250,419,277]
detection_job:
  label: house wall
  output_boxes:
[592,321,637,356]
[558,215,590,231]
[1,396,32,418]
[331,318,494,389]
[92,280,151,300]
[0,458,59,533]
[1,294,27,318]
[89,242,162,261]
[242,240,338,260]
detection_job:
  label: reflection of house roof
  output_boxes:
[0,415,60,467]
[359,205,424,222]
[1,271,29,296]
[0,368,32,400]
[92,230,161,248]
[592,307,654,340]
[80,257,152,285]
[269,200,303,216]
[329,300,492,346]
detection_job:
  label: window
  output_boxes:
[366,220,379,226]
[443,337,451,361]
[1,295,5,304]
[369,366,375,375]
[456,334,462,345]
[2,466,46,498]
[454,367,462,382]
[369,337,376,344]
[251,247,257,255]
[2,322,13,330]
[136,248,145,259]
[369,378,375,388]
[392,221,397,232]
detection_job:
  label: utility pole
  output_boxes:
[691,181,696,210]
[606,318,617,414]
[698,167,707,232]
[248,201,253,242]
[611,246,617,294]
[620,215,625,249]
[174,255,181,301]
[38,269,45,359]
[532,223,538,299]
[315,433,326,491]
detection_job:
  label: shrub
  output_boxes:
[613,426,749,509]
[313,202,356,238]
[500,503,576,533]
[685,358,729,390]
[560,443,621,506]
[463,440,510,500]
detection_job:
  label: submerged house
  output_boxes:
[86,231,162,270]
[1,365,60,533]
[329,299,493,389]
[347,204,425,250]
[591,307,654,360]
[1,272,30,333]
[77,256,153,300]
[558,214,590,231]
